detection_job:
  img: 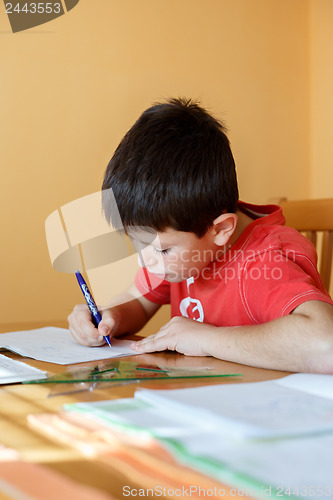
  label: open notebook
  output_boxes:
[0,327,136,364]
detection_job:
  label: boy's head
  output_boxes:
[102,98,239,239]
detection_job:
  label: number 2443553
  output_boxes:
[5,3,61,14]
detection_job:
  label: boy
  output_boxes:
[68,98,333,372]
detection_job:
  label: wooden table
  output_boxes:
[0,322,290,500]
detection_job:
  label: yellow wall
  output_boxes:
[0,0,324,327]
[309,0,333,198]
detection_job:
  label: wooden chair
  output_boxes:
[279,198,333,291]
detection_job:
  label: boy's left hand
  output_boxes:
[131,316,216,357]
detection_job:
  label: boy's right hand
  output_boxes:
[68,304,119,347]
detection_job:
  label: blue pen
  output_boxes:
[75,270,112,348]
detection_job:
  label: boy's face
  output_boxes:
[129,227,219,283]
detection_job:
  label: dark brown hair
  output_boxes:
[102,98,238,238]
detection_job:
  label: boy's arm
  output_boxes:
[132,300,333,373]
[68,284,160,347]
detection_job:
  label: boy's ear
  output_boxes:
[212,213,238,246]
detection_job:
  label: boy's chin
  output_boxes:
[164,277,185,283]
[163,273,188,283]
[150,272,184,283]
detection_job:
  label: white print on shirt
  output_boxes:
[179,277,204,322]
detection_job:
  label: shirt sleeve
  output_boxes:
[240,249,333,324]
[134,268,171,305]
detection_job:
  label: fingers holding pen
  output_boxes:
[68,304,104,347]
[98,307,120,340]
[68,303,121,347]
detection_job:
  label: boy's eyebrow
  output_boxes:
[130,236,159,246]
[127,230,173,248]
[132,236,171,248]
[142,240,170,248]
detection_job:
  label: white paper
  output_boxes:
[0,327,137,365]
[135,374,333,438]
[64,378,333,499]
[0,353,47,384]
[163,428,333,499]
[276,372,333,398]
[65,398,203,438]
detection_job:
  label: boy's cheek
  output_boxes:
[167,251,178,263]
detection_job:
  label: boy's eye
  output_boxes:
[153,247,170,255]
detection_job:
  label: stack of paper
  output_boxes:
[136,374,333,438]
[0,353,46,384]
[64,374,333,499]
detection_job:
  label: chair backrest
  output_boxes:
[279,198,333,292]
